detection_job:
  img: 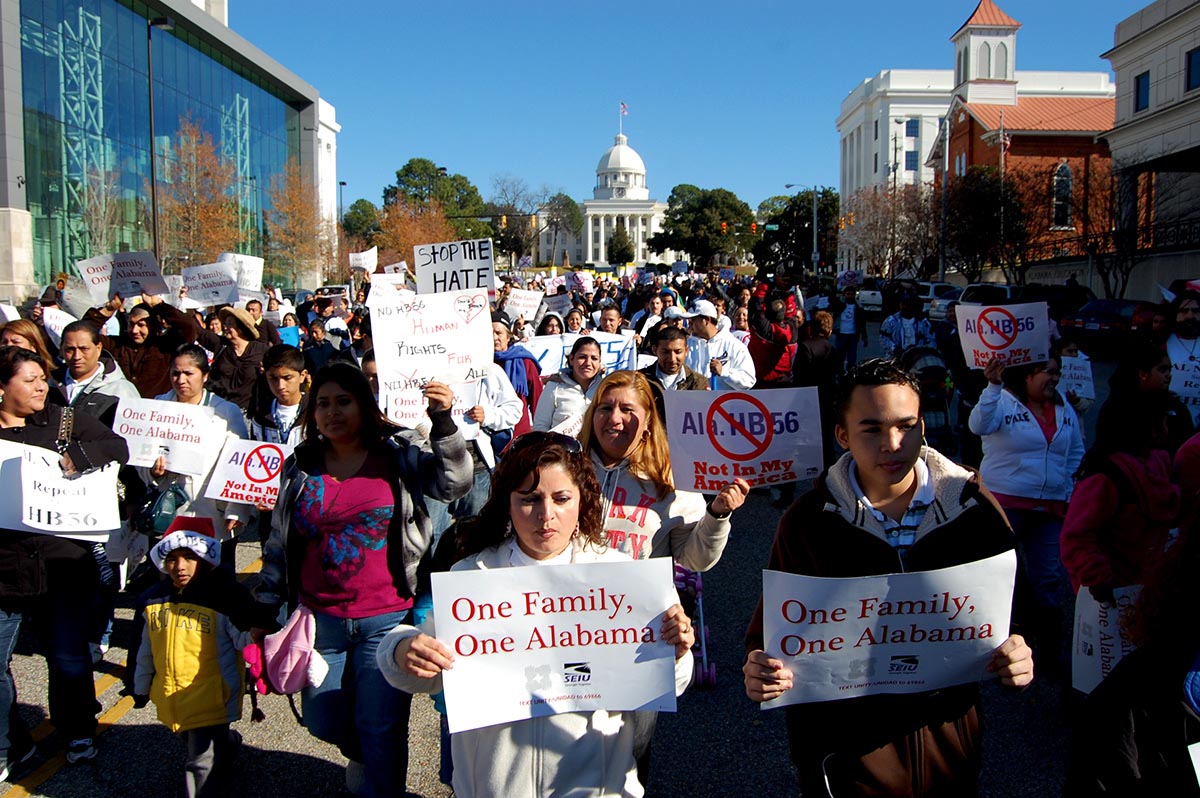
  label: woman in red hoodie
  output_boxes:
[1061,390,1182,602]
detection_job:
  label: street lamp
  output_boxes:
[338,180,346,223]
[146,16,173,265]
[784,183,820,274]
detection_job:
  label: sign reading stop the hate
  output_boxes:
[203,439,294,508]
[955,302,1050,369]
[663,388,823,493]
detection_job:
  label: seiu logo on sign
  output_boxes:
[888,655,920,674]
[563,662,592,684]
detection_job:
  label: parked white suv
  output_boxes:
[856,278,884,314]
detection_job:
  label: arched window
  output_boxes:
[995,42,1009,79]
[1053,162,1073,228]
[979,43,992,79]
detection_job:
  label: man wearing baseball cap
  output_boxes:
[679,299,756,390]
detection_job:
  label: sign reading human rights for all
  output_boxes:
[203,439,294,509]
[183,263,240,306]
[414,238,495,296]
[0,439,120,541]
[955,302,1050,369]
[432,558,680,733]
[522,332,636,375]
[664,388,823,492]
[115,398,224,477]
[76,251,169,303]
[760,551,1016,708]
[370,288,494,428]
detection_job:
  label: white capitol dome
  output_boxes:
[594,133,649,201]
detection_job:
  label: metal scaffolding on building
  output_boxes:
[222,92,256,253]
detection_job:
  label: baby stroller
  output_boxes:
[673,564,715,687]
[898,346,956,458]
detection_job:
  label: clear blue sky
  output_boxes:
[231,0,1131,212]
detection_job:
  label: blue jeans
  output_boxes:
[0,609,26,754]
[427,466,491,551]
[833,333,860,367]
[1005,508,1069,610]
[31,587,101,740]
[302,608,413,798]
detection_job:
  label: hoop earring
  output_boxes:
[505,520,513,538]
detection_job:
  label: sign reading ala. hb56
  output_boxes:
[203,439,294,509]
[955,302,1050,369]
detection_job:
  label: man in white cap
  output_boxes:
[679,299,756,390]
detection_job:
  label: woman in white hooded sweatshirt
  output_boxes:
[376,432,694,798]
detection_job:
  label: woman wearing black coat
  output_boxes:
[0,346,129,771]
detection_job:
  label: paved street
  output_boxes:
[3,322,1105,797]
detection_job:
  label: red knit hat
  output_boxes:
[151,516,220,571]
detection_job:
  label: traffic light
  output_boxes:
[500,215,507,229]
[839,216,846,230]
[721,221,727,235]
[750,222,757,234]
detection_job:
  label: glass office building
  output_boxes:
[3,0,322,291]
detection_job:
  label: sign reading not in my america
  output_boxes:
[956,302,1050,369]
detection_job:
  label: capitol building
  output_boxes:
[537,133,678,268]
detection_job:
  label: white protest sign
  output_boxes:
[203,439,293,509]
[503,288,543,323]
[522,332,635,375]
[761,550,1016,707]
[664,388,823,493]
[955,302,1050,369]
[541,293,573,320]
[349,246,378,273]
[115,398,223,477]
[41,306,78,348]
[433,558,679,733]
[0,305,20,322]
[1059,356,1096,401]
[371,288,494,428]
[183,262,240,307]
[672,261,689,274]
[566,271,594,294]
[76,251,168,303]
[1071,585,1139,695]
[382,261,407,275]
[217,252,265,294]
[414,238,495,296]
[1167,337,1200,424]
[0,440,118,542]
[549,412,584,439]
[365,275,414,309]
[544,276,567,294]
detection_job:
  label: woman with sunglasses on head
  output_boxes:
[970,355,1084,673]
[255,363,471,798]
[377,431,694,798]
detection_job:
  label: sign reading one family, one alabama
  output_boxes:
[203,439,294,509]
[76,251,169,303]
[1059,356,1096,401]
[0,439,120,542]
[433,557,679,733]
[664,388,823,492]
[1072,585,1140,695]
[760,550,1016,708]
[955,302,1050,369]
[414,238,495,295]
[183,262,240,306]
[115,398,223,477]
[522,332,637,374]
[502,288,544,323]
[370,288,494,428]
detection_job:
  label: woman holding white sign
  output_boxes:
[378,431,694,798]
[0,346,129,769]
[256,363,472,798]
[149,344,251,566]
[969,355,1084,671]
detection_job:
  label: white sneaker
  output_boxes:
[345,760,365,795]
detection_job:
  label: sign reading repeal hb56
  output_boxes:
[955,302,1050,369]
[203,439,294,509]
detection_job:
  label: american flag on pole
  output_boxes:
[620,102,629,116]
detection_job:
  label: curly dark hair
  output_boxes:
[457,432,604,560]
[832,358,922,426]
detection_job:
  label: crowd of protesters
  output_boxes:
[0,265,1197,797]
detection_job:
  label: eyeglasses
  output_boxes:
[508,431,583,456]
